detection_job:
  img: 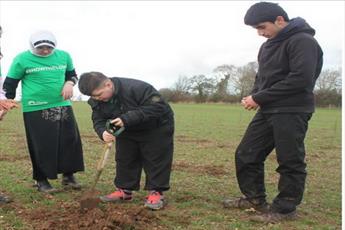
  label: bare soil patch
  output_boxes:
[172,161,227,177]
[8,200,165,230]
[0,153,28,162]
[175,135,232,149]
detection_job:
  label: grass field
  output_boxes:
[0,102,341,229]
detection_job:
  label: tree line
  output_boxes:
[159,62,342,107]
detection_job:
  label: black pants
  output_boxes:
[114,123,174,192]
[235,112,311,213]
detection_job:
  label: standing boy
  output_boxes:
[223,2,323,223]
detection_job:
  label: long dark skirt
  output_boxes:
[23,106,84,180]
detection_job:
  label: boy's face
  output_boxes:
[253,16,287,39]
[91,80,114,102]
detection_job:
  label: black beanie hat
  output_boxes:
[244,2,289,26]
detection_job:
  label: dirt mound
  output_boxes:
[20,201,165,230]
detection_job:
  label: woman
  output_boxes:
[3,30,84,193]
[0,25,18,120]
[0,25,18,203]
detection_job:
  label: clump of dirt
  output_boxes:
[19,200,165,230]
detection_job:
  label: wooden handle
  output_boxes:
[97,142,112,170]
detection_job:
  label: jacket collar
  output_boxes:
[266,17,315,44]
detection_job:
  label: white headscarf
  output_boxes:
[29,30,57,56]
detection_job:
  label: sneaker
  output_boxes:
[223,196,270,213]
[0,194,12,204]
[144,191,165,210]
[36,179,58,194]
[62,174,82,190]
[99,189,133,202]
[250,210,297,223]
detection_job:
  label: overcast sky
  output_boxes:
[0,1,344,92]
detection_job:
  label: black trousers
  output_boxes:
[114,123,174,192]
[235,112,311,213]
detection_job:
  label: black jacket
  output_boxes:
[252,17,323,113]
[88,77,174,140]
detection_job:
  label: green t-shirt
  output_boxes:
[7,49,74,112]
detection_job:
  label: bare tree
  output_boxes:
[316,68,342,93]
[213,64,237,96]
[170,75,192,102]
[188,74,216,103]
[314,67,342,107]
[234,62,257,98]
[173,75,190,93]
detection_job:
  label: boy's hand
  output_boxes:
[102,130,115,142]
[110,118,124,127]
[241,96,259,110]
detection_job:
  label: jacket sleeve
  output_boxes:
[3,77,20,99]
[65,69,78,85]
[119,82,171,127]
[3,56,24,99]
[250,46,263,95]
[88,99,107,140]
[64,52,78,84]
[250,74,259,95]
[252,35,322,105]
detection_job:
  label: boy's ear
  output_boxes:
[104,79,112,87]
[275,16,286,26]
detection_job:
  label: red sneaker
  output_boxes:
[144,191,165,210]
[100,189,132,202]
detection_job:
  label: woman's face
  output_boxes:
[33,45,54,56]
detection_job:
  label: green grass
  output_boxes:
[0,102,341,229]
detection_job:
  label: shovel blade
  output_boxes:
[80,197,101,211]
[79,190,101,211]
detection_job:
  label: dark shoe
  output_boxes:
[62,174,81,190]
[0,194,12,204]
[36,179,58,194]
[223,196,270,213]
[144,191,165,210]
[250,210,297,223]
[100,188,133,202]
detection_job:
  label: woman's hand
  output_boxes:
[61,81,74,100]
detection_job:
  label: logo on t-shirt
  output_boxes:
[28,100,48,106]
[25,65,67,74]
